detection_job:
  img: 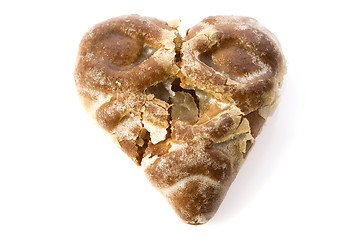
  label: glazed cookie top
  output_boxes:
[75,15,181,164]
[180,16,285,114]
[75,15,286,224]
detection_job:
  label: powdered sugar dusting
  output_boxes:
[228,50,271,84]
[168,142,184,152]
[246,17,282,51]
[112,115,142,141]
[75,15,286,225]
[87,67,107,86]
[161,175,220,196]
[141,154,159,169]
[78,87,113,118]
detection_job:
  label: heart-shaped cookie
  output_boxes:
[75,14,286,225]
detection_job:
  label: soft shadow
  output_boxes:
[208,73,297,224]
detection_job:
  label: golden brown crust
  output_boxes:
[75,15,286,225]
[180,16,285,114]
[75,15,180,163]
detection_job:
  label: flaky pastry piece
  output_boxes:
[75,15,286,225]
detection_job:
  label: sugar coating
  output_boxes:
[75,15,286,225]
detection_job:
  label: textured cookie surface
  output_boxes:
[75,15,286,224]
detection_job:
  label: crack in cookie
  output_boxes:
[75,14,286,225]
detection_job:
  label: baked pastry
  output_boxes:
[75,14,286,224]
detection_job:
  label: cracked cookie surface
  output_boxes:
[75,14,286,225]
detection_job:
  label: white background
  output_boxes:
[1,0,360,239]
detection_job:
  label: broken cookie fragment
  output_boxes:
[141,96,170,144]
[171,91,198,124]
[75,15,286,225]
